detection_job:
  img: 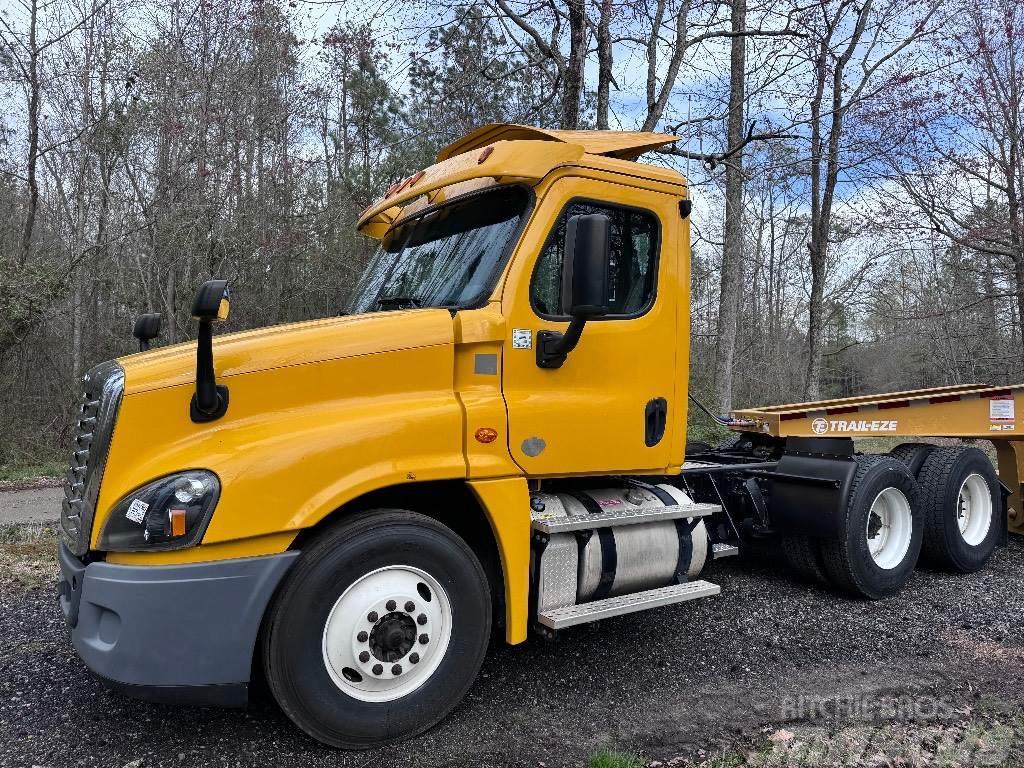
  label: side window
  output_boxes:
[531,200,660,318]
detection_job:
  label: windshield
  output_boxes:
[347,186,531,314]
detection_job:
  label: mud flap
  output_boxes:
[765,438,858,539]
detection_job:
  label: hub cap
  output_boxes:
[322,565,451,702]
[865,487,913,570]
[957,473,992,546]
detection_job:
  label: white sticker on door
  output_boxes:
[512,328,532,349]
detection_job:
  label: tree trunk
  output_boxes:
[561,0,587,129]
[596,0,612,130]
[715,0,746,415]
[19,0,40,267]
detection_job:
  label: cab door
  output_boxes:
[501,176,681,476]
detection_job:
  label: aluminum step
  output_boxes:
[532,502,719,535]
[711,543,740,559]
[537,580,721,629]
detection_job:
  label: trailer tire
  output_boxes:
[781,535,828,585]
[261,509,491,749]
[889,442,937,476]
[820,455,922,599]
[917,447,999,573]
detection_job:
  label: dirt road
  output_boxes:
[0,486,62,524]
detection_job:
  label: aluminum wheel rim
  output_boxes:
[866,487,913,570]
[321,565,452,703]
[957,473,992,547]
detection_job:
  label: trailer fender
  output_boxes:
[767,438,858,539]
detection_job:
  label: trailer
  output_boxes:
[54,124,1019,748]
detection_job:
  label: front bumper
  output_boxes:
[58,542,299,706]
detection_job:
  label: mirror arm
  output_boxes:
[536,316,588,369]
[190,319,229,422]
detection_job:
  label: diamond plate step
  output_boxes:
[711,543,740,559]
[531,502,719,534]
[537,580,721,629]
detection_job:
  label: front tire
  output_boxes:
[820,455,923,599]
[261,510,491,748]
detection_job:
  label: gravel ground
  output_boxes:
[2,533,1024,768]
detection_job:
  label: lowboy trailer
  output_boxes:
[55,124,1020,748]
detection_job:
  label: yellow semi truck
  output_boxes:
[57,124,1022,748]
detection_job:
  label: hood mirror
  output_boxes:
[190,279,230,423]
[132,313,162,352]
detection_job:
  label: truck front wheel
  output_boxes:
[261,510,491,748]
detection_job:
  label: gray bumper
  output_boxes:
[58,542,298,706]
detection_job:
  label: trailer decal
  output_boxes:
[811,418,898,434]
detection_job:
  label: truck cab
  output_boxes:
[56,124,1009,748]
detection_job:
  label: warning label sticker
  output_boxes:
[990,396,1015,422]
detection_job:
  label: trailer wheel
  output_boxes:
[917,447,999,573]
[781,535,827,585]
[261,510,491,748]
[820,455,922,599]
[889,442,937,476]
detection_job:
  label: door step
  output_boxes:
[531,502,719,535]
[710,543,740,559]
[537,580,721,629]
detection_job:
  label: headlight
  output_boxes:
[98,470,220,552]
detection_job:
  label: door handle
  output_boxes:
[645,398,668,447]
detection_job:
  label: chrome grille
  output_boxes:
[60,360,124,556]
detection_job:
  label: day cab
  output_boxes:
[56,124,700,746]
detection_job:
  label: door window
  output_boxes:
[531,200,660,318]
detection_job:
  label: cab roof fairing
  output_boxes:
[355,124,685,240]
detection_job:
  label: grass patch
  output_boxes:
[589,751,645,768]
[0,458,65,483]
[0,523,59,590]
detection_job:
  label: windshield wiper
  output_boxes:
[376,295,423,310]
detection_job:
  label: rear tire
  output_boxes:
[889,442,937,476]
[917,447,999,573]
[781,535,828,585]
[261,510,491,748]
[820,455,922,599]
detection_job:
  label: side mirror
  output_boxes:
[132,313,162,352]
[191,279,230,322]
[190,279,230,423]
[537,214,610,369]
[560,214,610,318]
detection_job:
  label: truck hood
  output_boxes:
[118,309,456,395]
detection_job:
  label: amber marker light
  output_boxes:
[477,146,494,164]
[474,427,498,444]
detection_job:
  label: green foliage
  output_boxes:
[589,750,645,768]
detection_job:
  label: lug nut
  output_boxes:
[405,601,415,612]
[419,633,429,645]
[409,652,420,664]
[359,651,370,663]
[391,664,402,675]
[417,613,427,626]
[367,611,378,623]
[357,631,368,643]
[372,663,383,675]
[386,599,396,611]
